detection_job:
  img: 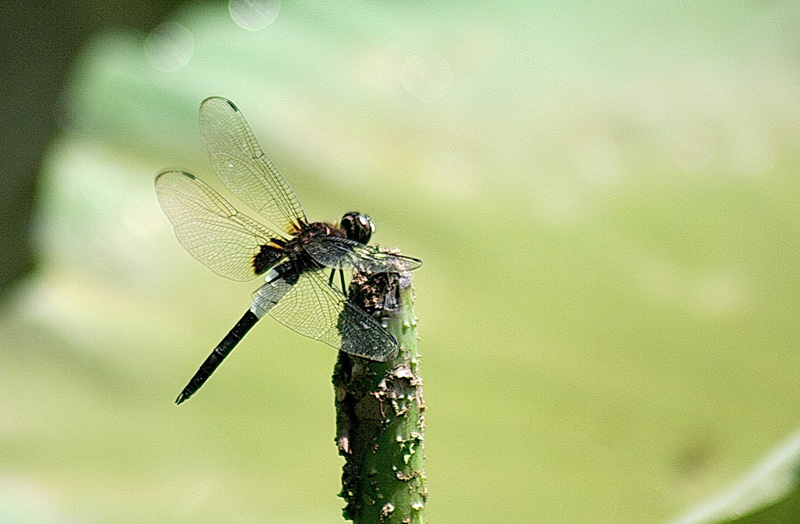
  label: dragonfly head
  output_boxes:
[341,212,375,245]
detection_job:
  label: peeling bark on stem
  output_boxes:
[334,270,427,524]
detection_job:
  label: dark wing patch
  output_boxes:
[303,235,423,274]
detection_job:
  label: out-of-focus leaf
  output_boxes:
[670,430,800,524]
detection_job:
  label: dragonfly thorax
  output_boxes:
[285,221,347,271]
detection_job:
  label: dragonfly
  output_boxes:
[155,96,422,404]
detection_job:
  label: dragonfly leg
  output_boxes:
[326,267,348,296]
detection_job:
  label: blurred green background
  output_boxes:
[3,1,800,523]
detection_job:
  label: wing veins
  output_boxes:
[156,170,285,281]
[200,97,308,234]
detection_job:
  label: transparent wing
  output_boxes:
[303,236,423,273]
[199,96,308,234]
[258,270,398,362]
[250,269,293,318]
[155,170,287,282]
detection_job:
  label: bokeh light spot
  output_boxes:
[144,22,194,72]
[229,0,280,31]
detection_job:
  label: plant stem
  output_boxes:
[333,270,427,524]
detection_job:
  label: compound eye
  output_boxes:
[341,212,373,244]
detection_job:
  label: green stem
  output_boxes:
[333,271,427,524]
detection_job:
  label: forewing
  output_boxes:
[264,270,398,361]
[155,170,286,282]
[304,236,423,273]
[199,96,308,234]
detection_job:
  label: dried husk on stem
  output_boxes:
[333,270,426,524]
